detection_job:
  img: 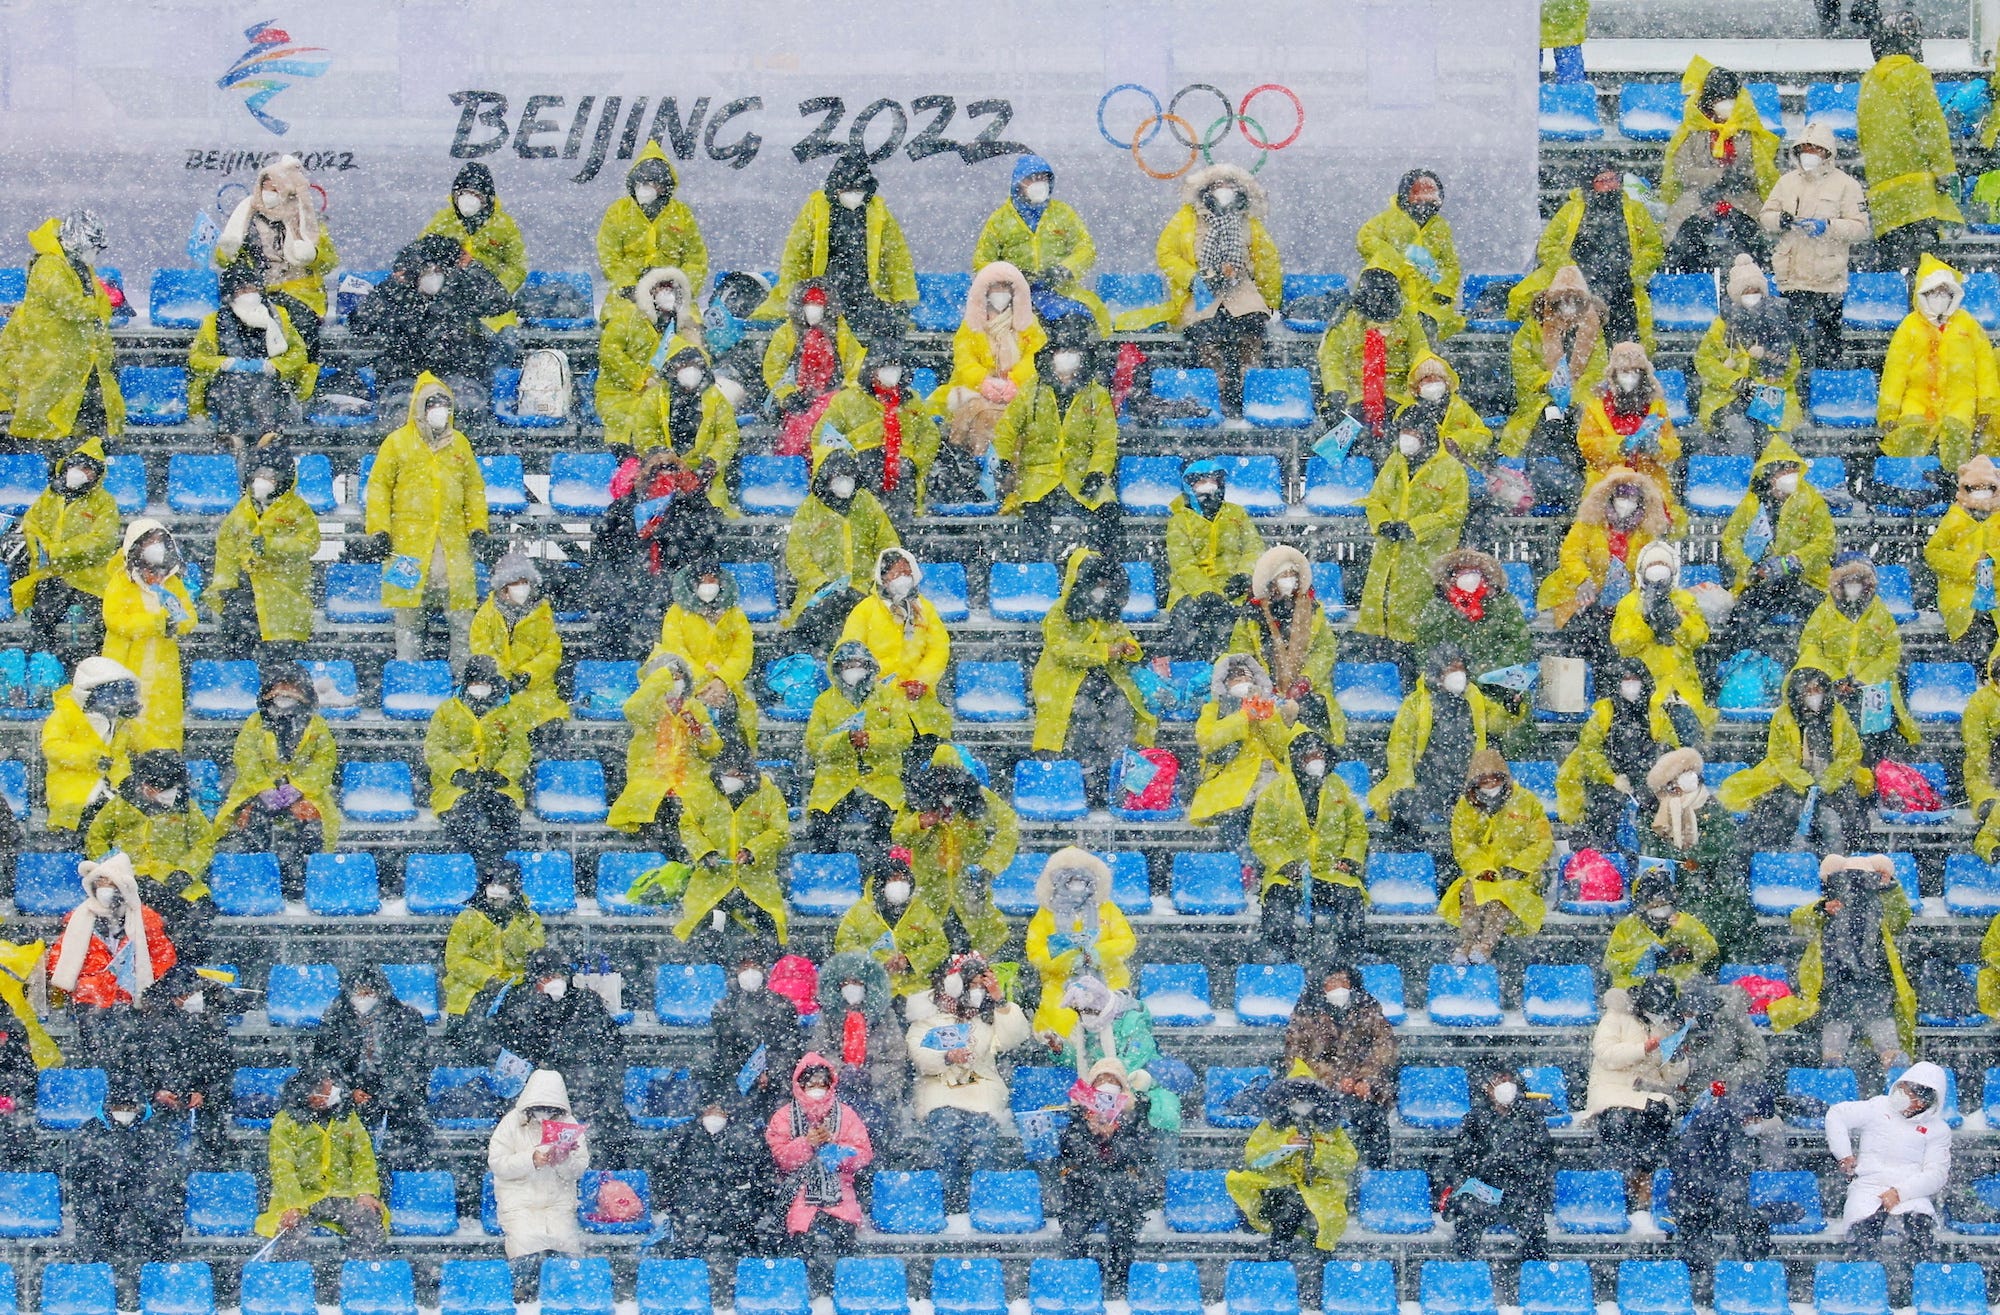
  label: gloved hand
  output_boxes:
[1797,218,1828,237]
[1777,211,1794,230]
[452,768,478,789]
[467,529,492,563]
[963,863,989,890]
[1225,573,1252,601]
[511,671,531,692]
[1044,263,1072,287]
[1378,520,1413,542]
[1128,1068,1154,1092]
[1646,597,1682,641]
[249,534,265,555]
[354,531,393,563]
[1078,471,1106,500]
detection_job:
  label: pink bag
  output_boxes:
[1120,748,1179,812]
[588,1178,644,1223]
[1564,849,1625,904]
[1873,760,1942,812]
[1733,975,1794,1015]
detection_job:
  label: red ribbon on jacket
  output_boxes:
[876,385,902,491]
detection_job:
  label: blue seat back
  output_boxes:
[1140,963,1214,1026]
[989,562,1062,621]
[1541,83,1604,140]
[1814,1263,1887,1315]
[139,1263,214,1315]
[382,964,440,1023]
[736,1258,813,1315]
[1321,1263,1397,1315]
[913,273,974,333]
[954,661,1027,723]
[1804,82,1861,138]
[1303,457,1374,516]
[1161,1171,1237,1234]
[1712,1263,1787,1315]
[1522,965,1599,1026]
[1617,82,1684,139]
[404,851,478,915]
[438,1260,515,1315]
[1028,1259,1102,1315]
[43,1266,115,1315]
[166,453,239,513]
[1751,851,1822,915]
[869,1170,945,1235]
[1649,273,1719,332]
[381,660,451,719]
[968,1169,1045,1233]
[150,268,219,328]
[1617,1262,1693,1315]
[266,963,340,1028]
[1150,368,1222,427]
[185,1172,259,1237]
[739,455,810,516]
[1556,1170,1630,1234]
[636,1261,711,1315]
[1425,964,1501,1026]
[833,1258,909,1315]
[1234,964,1304,1027]
[1808,369,1878,428]
[546,453,617,515]
[341,1262,416,1315]
[518,271,595,329]
[1365,852,1436,915]
[541,1258,615,1315]
[1014,758,1087,821]
[1335,662,1403,722]
[655,963,727,1026]
[1243,368,1316,428]
[1909,662,1976,721]
[241,1265,315,1315]
[36,1068,106,1130]
[1130,1263,1203,1315]
[1227,1263,1300,1315]
[304,852,380,916]
[1520,1264,1594,1315]
[932,1260,1007,1315]
[1397,1066,1469,1129]
[1357,1169,1434,1235]
[1217,454,1286,516]
[212,851,284,916]
[1420,1262,1496,1315]
[1911,1264,1987,1315]
[1170,850,1246,916]
[1844,272,1910,330]
[534,760,608,823]
[790,852,862,917]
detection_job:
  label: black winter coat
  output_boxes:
[1055,1109,1153,1217]
[351,237,511,380]
[705,987,805,1110]
[656,1114,776,1247]
[70,1114,184,1262]
[311,994,432,1114]
[1445,1098,1554,1209]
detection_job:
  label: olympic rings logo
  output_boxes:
[1096,84,1304,180]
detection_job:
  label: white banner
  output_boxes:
[0,1,1541,296]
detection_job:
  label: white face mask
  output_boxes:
[1093,1080,1121,1096]
[1804,691,1825,712]
[541,979,568,1000]
[665,680,685,699]
[1210,187,1239,208]
[737,969,764,992]
[1677,770,1702,793]
[1289,1101,1314,1120]
[1302,758,1327,779]
[1492,1081,1519,1106]
[486,884,511,901]
[1772,472,1800,495]
[941,972,964,998]
[1644,564,1673,584]
[883,879,911,905]
[262,188,283,208]
[803,1081,831,1095]
[142,541,168,567]
[1397,433,1423,457]
[418,271,445,296]
[655,290,677,315]
[987,289,1012,313]
[1455,571,1484,593]
[1419,380,1450,403]
[426,405,452,431]
[1324,987,1352,1007]
[1228,680,1253,698]
[720,774,747,795]
[153,787,182,808]
[465,683,494,702]
[876,366,903,389]
[964,987,986,1007]
[1740,292,1763,310]
[111,1110,139,1126]
[695,580,721,603]
[1710,98,1737,122]
[838,190,866,210]
[841,665,869,687]
[676,366,704,390]
[1088,586,1108,604]
[842,983,867,1006]
[1441,670,1468,694]
[1053,350,1082,376]
[351,993,379,1015]
[180,994,205,1014]
[1612,495,1639,517]
[505,583,532,606]
[1275,575,1299,597]
[1023,180,1052,204]
[803,302,825,326]
[1927,288,1955,314]
[270,695,302,713]
[1843,581,1867,601]
[885,575,915,600]
[231,292,267,323]
[456,192,482,216]
[828,476,857,499]
[251,476,276,501]
[65,467,91,490]
[632,184,660,206]
[1478,783,1506,800]
[1615,370,1642,391]
[1191,480,1220,498]
[1799,151,1826,173]
[1620,679,1645,702]
[701,1114,728,1134]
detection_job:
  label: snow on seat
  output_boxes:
[534,760,608,823]
[1804,82,1860,139]
[546,453,617,515]
[1216,454,1286,515]
[1027,1259,1102,1315]
[1397,1067,1469,1130]
[1844,272,1909,331]
[1013,758,1087,821]
[1202,1065,1272,1129]
[1335,662,1402,722]
[931,1259,1006,1315]
[1360,964,1407,1026]
[1808,370,1878,428]
[1648,273,1719,333]
[1243,368,1315,429]
[1784,1068,1859,1128]
[1713,1262,1788,1315]
[1150,368,1222,428]
[1540,84,1604,140]
[1162,1172,1239,1234]
[1233,963,1304,1027]
[1944,854,2000,916]
[920,561,969,623]
[1170,850,1245,916]
[869,1171,945,1236]
[1686,456,1752,518]
[1908,662,1975,721]
[1140,963,1215,1027]
[1364,853,1436,915]
[1425,964,1501,1027]
[654,964,726,1027]
[989,562,1061,621]
[35,1068,105,1130]
[166,453,239,513]
[1321,1262,1396,1315]
[149,268,220,328]
[1118,456,1183,516]
[1226,1262,1300,1315]
[968,1170,1044,1234]
[832,1258,908,1315]
[1617,82,1684,139]
[1555,1171,1630,1234]
[790,852,861,918]
[1522,965,1598,1026]
[340,762,416,823]
[1813,1263,1888,1315]
[740,455,809,517]
[187,660,259,719]
[1520,1263,1594,1315]
[403,852,476,915]
[381,660,450,720]
[1304,457,1374,516]
[1616,1262,1692,1315]
[1358,1170,1435,1236]
[1419,1262,1494,1315]
[1750,851,1821,915]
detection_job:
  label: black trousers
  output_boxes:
[1020,488,1122,562]
[1869,221,1943,274]
[1786,290,1845,370]
[1446,1188,1548,1259]
[28,578,104,668]
[1161,593,1241,662]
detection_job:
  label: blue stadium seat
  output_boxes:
[211,851,284,916]
[0,760,23,820]
[469,454,527,513]
[1009,1065,1076,1160]
[1426,964,1501,1027]
[1170,851,1245,916]
[1217,454,1286,516]
[1617,1262,1693,1315]
[341,761,416,823]
[722,561,779,622]
[1917,965,1985,1025]
[1617,82,1684,139]
[1804,82,1861,138]
[1129,1263,1203,1315]
[1520,1263,1593,1315]
[546,453,617,515]
[736,1258,812,1315]
[932,1259,1006,1315]
[185,1172,258,1237]
[1844,272,1910,330]
[1420,1262,1495,1315]
[1867,562,1919,624]
[1097,272,1167,319]
[1649,273,1719,332]
[150,268,220,328]
[1163,1171,1239,1233]
[1322,1263,1397,1315]
[1203,1065,1272,1129]
[1749,1171,1826,1232]
[1814,1263,1887,1315]
[1029,1259,1102,1315]
[597,851,669,917]
[1751,851,1822,915]
[241,1264,314,1315]
[438,1261,515,1315]
[1398,1066,1470,1130]
[1117,455,1183,516]
[15,851,85,916]
[1912,1264,1987,1315]
[1909,662,1975,721]
[1244,369,1316,429]
[381,660,452,720]
[508,849,577,913]
[1303,457,1374,516]
[1141,964,1215,1027]
[429,1069,500,1131]
[231,1067,296,1130]
[1151,368,1223,428]
[918,561,969,622]
[740,455,810,516]
[404,852,477,914]
[636,1260,710,1315]
[1944,854,2000,916]
[1226,1263,1299,1315]
[287,452,336,513]
[655,963,727,1026]
[535,760,608,823]
[1463,275,1522,332]
[266,963,339,1028]
[1523,965,1598,1026]
[1686,456,1753,518]
[1555,1171,1630,1233]
[913,273,974,333]
[42,1266,113,1315]
[1713,1263,1788,1315]
[1511,760,1559,815]
[0,265,22,319]
[834,1259,909,1315]
[1014,758,1088,821]
[516,271,594,329]
[324,563,391,624]
[1873,457,1946,516]
[1540,83,1604,140]
[167,453,239,513]
[307,361,380,428]
[790,852,861,917]
[870,1170,946,1235]
[1234,964,1304,1027]
[572,660,639,721]
[1807,369,1878,428]
[1365,852,1436,915]
[139,1263,214,1315]
[300,659,360,720]
[969,1169,1045,1233]
[304,853,380,916]
[992,857,1044,916]
[382,965,440,1023]
[1355,964,1406,1027]
[622,1065,692,1130]
[541,1258,615,1315]
[1278,273,1351,333]
[1358,1169,1434,1234]
[36,1068,105,1130]
[1962,271,2000,330]
[0,456,50,520]
[990,562,1063,621]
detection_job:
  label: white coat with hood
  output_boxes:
[906,997,1032,1120]
[1582,987,1689,1117]
[487,1069,591,1258]
[1758,123,1870,295]
[1824,1061,1953,1223]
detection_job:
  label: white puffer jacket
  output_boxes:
[1583,987,1688,1117]
[1825,1061,1954,1222]
[487,1069,591,1258]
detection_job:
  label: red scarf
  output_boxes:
[1604,390,1647,436]
[798,327,837,398]
[1606,529,1630,562]
[841,1010,868,1066]
[875,385,902,491]
[1446,581,1486,621]
[1361,328,1388,433]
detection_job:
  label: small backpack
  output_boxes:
[1118,748,1179,813]
[1563,848,1626,904]
[1874,760,1943,813]
[516,348,573,419]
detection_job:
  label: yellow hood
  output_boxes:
[27,217,62,258]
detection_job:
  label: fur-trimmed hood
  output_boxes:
[1827,554,1877,602]
[1957,454,2000,511]
[1180,163,1268,220]
[1431,548,1506,592]
[633,265,703,339]
[1820,852,1896,882]
[816,950,892,1021]
[1035,846,1111,912]
[1211,652,1274,703]
[1646,746,1705,794]
[965,262,1036,333]
[1250,546,1312,602]
[1531,264,1605,323]
[1606,340,1661,393]
[1576,466,1672,534]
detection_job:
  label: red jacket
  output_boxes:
[45,907,176,1008]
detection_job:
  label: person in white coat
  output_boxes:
[906,953,1032,1214]
[488,1069,590,1288]
[1581,975,1688,1217]
[1825,1061,1952,1267]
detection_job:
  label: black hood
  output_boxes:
[1350,267,1404,322]
[824,153,880,203]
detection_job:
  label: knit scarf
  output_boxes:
[1258,598,1316,694]
[789,1101,845,1206]
[1604,391,1649,436]
[1445,581,1486,621]
[1197,205,1250,290]
[797,327,838,398]
[1651,781,1708,851]
[874,385,902,491]
[1361,328,1388,433]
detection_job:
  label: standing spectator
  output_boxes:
[1670,1085,1788,1287]
[311,965,436,1170]
[1714,437,1836,657]
[1769,855,1916,1075]
[1760,121,1870,368]
[1161,458,1265,662]
[894,747,1016,960]
[1511,163,1664,349]
[1153,164,1281,425]
[1611,540,1712,744]
[206,433,318,661]
[801,640,909,868]
[1054,1059,1153,1293]
[657,1099,776,1261]
[708,953,808,1120]
[1439,1065,1553,1261]
[213,156,337,361]
[1319,268,1429,453]
[46,853,175,1071]
[907,955,1031,1214]
[255,1067,386,1258]
[1583,974,1687,1219]
[422,162,528,338]
[1501,264,1606,462]
[1370,645,1516,833]
[807,952,910,1143]
[606,652,725,849]
[591,450,723,660]
[100,520,196,753]
[1025,848,1136,1037]
[1031,547,1157,803]
[135,964,232,1166]
[470,554,569,741]
[0,942,39,1168]
[1356,415,1469,661]
[1226,1063,1358,1261]
[1858,13,1961,272]
[489,950,632,1167]
[189,260,313,451]
[85,751,215,955]
[214,662,338,898]
[1542,0,1588,81]
[1660,60,1781,274]
[69,1068,181,1270]
[1604,867,1719,989]
[596,141,709,295]
[973,155,1109,332]
[1444,753,1554,965]
[1556,660,1673,850]
[785,451,901,655]
[1971,654,2000,863]
[760,152,918,338]
[0,209,124,444]
[1717,666,1870,850]
[1357,169,1464,341]
[441,865,545,1018]
[1283,965,1396,1166]
[1825,1063,1953,1268]
[1248,731,1370,965]
[765,1054,873,1289]
[1643,748,1755,961]
[1926,455,2000,665]
[11,437,120,666]
[41,656,140,837]
[488,1069,590,1285]
[1229,546,1346,743]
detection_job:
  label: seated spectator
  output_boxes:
[1226,1062,1358,1262]
[311,966,435,1170]
[1155,164,1281,425]
[1676,977,1772,1100]
[1229,546,1345,743]
[350,233,510,414]
[1611,541,1712,743]
[907,955,1029,1214]
[1319,267,1428,454]
[974,154,1109,333]
[895,746,1015,961]
[596,141,709,295]
[1026,849,1135,1037]
[1047,975,1182,1164]
[189,259,313,451]
[1190,654,1300,855]
[1538,466,1673,666]
[621,345,741,515]
[1510,161,1662,349]
[1055,1059,1153,1292]
[1357,168,1464,341]
[1825,1063,1953,1270]
[759,152,917,338]
[1669,1083,1788,1286]
[1444,752,1553,964]
[589,449,721,661]
[807,952,910,1144]
[1033,547,1157,801]
[1357,414,1468,662]
[676,750,791,948]
[85,750,214,956]
[1411,549,1532,681]
[0,941,40,1167]
[1924,455,2000,665]
[1717,665,1870,850]
[812,340,940,517]
[0,208,123,445]
[764,280,864,454]
[933,262,1043,504]
[607,652,725,851]
[657,562,756,755]
[1758,121,1868,370]
[1578,342,1683,526]
[1797,553,1920,760]
[1605,867,1720,989]
[1769,854,1915,1073]
[1403,354,1492,468]
[1695,255,1802,447]
[490,951,632,1167]
[42,656,140,837]
[1715,436,1835,657]
[358,373,490,666]
[215,661,338,899]
[1502,264,1606,462]
[1971,655,2000,861]
[1556,659,1673,848]
[598,265,705,442]
[838,549,953,759]
[658,1099,776,1260]
[709,953,808,1121]
[1642,748,1755,962]
[102,519,196,753]
[1878,255,1989,470]
[206,432,318,661]
[488,1069,590,1286]
[1249,731,1369,965]
[423,162,526,338]
[70,1067,181,1270]
[425,656,531,869]
[11,436,120,666]
[785,450,902,656]
[46,853,175,1070]
[135,963,231,1166]
[255,1066,386,1258]
[997,319,1121,561]
[804,641,910,869]
[1661,60,1780,273]
[832,855,946,1001]
[1161,458,1265,661]
[441,864,546,1018]
[470,554,568,742]
[1370,644,1515,834]
[765,1053,873,1288]
[1284,966,1395,1166]
[1439,1064,1552,1260]
[214,156,337,361]
[1584,974,1687,1218]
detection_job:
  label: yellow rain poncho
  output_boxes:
[216,711,341,849]
[1317,280,1431,409]
[1978,909,2000,1016]
[1152,172,1283,329]
[87,795,216,896]
[1720,436,1834,593]
[1031,549,1157,754]
[1165,494,1265,609]
[1248,766,1369,897]
[1966,662,2000,858]
[421,190,527,332]
[1858,53,1965,236]
[1508,192,1664,348]
[1225,1063,1358,1250]
[1878,255,1997,468]
[891,783,1016,958]
[1796,560,1920,746]
[655,569,758,756]
[607,656,725,832]
[596,144,710,294]
[41,677,136,832]
[0,217,124,441]
[1024,849,1136,1035]
[254,1107,385,1238]
[1554,694,1681,825]
[1716,679,1871,813]
[994,374,1120,515]
[1610,559,1716,738]
[424,694,532,815]
[1190,660,1302,824]
[1694,319,1803,434]
[622,379,740,514]
[187,302,313,418]
[363,375,488,611]
[1356,180,1465,339]
[0,940,60,1070]
[1537,467,1673,626]
[10,436,121,612]
[812,381,944,512]
[442,900,545,1016]
[834,882,949,1000]
[973,178,1111,332]
[1441,782,1553,936]
[1604,909,1718,988]
[1226,547,1344,745]
[469,597,568,733]
[100,523,197,754]
[206,483,319,644]
[595,268,704,440]
[1766,868,1917,1057]
[1660,58,1783,212]
[756,174,917,319]
[675,771,791,944]
[1367,677,1510,815]
[805,643,913,816]
[1924,457,2000,640]
[1357,446,1468,644]
[837,557,953,741]
[1407,356,1494,463]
